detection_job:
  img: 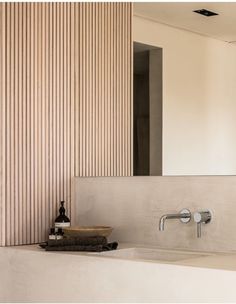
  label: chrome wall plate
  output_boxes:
[180,209,191,223]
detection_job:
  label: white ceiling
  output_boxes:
[133,2,236,43]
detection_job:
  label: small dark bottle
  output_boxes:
[48,227,64,240]
[55,201,71,228]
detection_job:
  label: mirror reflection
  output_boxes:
[133,42,162,176]
[133,38,236,176]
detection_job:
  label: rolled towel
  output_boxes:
[102,242,118,251]
[45,244,104,252]
[47,236,107,247]
[40,241,118,252]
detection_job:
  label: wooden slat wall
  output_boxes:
[0,2,133,246]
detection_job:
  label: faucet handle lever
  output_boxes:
[193,210,212,238]
[197,222,201,238]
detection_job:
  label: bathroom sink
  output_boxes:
[99,247,208,262]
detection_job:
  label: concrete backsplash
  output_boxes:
[73,176,236,253]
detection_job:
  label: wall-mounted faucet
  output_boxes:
[159,208,212,237]
[193,210,212,238]
[159,209,191,231]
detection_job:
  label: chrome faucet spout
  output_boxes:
[159,209,191,231]
[159,215,168,231]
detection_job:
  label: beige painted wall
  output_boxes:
[0,3,132,246]
[133,15,236,175]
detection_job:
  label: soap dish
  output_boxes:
[63,226,113,238]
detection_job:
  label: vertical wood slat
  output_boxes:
[14,3,19,245]
[70,2,75,220]
[130,4,134,176]
[0,3,132,246]
[18,2,23,246]
[26,3,31,244]
[41,3,46,241]
[22,3,26,244]
[0,3,6,246]
[10,3,14,244]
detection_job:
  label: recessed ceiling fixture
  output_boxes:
[193,9,219,17]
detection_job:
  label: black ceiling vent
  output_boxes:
[193,9,218,17]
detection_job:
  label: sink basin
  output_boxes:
[99,247,208,262]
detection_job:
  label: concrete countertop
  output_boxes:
[2,243,236,302]
[5,242,236,272]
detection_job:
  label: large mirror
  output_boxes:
[133,40,236,176]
